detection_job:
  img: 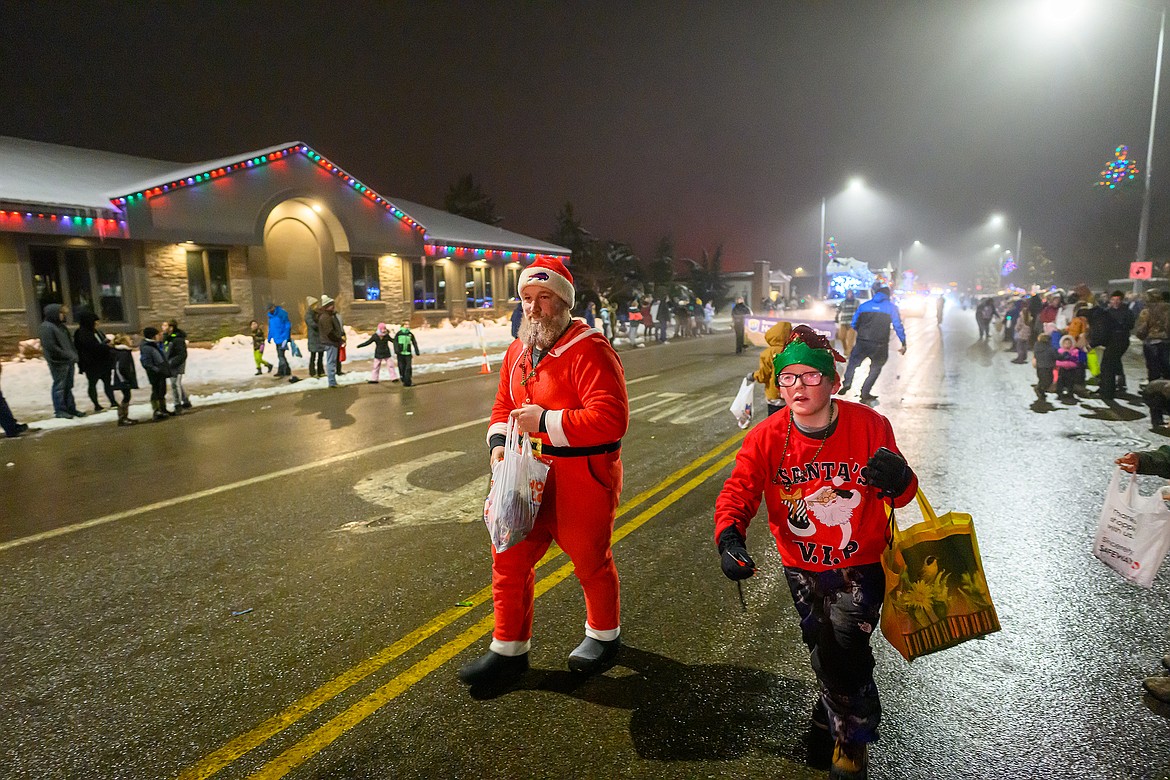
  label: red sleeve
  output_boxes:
[488,342,523,442]
[713,429,768,546]
[878,414,918,508]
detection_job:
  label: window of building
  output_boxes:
[186,248,231,304]
[352,256,381,301]
[411,260,446,310]
[30,245,126,322]
[465,266,494,309]
[505,266,520,301]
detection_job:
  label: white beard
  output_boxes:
[519,310,571,351]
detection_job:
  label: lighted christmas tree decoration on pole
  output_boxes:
[824,236,838,264]
[1096,145,1141,189]
[1000,251,1017,276]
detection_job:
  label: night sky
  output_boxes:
[3,0,1168,286]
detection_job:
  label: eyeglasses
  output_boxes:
[776,371,826,387]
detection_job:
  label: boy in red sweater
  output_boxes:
[714,325,917,780]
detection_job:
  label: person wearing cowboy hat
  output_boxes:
[316,295,343,388]
[459,256,629,686]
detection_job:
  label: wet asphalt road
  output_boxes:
[2,310,1170,780]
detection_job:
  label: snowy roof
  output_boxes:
[393,197,569,256]
[111,141,300,202]
[0,136,179,212]
[0,136,570,256]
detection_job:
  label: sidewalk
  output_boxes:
[2,316,734,437]
[1,319,514,436]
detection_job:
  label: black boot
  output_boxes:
[567,636,620,675]
[458,650,528,686]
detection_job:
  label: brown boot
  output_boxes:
[830,741,868,779]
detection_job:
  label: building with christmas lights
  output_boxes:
[0,136,570,355]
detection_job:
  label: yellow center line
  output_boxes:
[249,449,741,779]
[178,429,746,780]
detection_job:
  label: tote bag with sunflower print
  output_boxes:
[880,490,1000,662]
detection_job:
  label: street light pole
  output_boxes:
[818,197,826,299]
[1137,6,1165,267]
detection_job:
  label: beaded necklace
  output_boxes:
[518,322,572,388]
[772,400,836,485]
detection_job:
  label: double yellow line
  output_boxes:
[179,430,747,780]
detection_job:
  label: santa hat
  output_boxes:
[518,257,575,308]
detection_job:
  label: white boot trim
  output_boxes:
[584,623,620,642]
[489,638,531,656]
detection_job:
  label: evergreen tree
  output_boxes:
[444,174,501,225]
[1024,245,1056,289]
[647,236,675,297]
[685,245,730,310]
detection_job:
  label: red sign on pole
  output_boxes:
[1130,261,1153,280]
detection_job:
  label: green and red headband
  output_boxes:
[773,325,845,378]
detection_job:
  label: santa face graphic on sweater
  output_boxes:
[780,476,860,550]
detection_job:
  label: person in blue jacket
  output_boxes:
[266,302,292,377]
[838,286,906,402]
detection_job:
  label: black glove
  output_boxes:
[862,446,911,498]
[717,526,756,580]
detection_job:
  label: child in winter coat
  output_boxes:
[1054,334,1086,404]
[749,320,793,416]
[140,327,172,421]
[250,320,274,375]
[110,334,139,426]
[393,323,421,387]
[357,323,398,383]
[1012,310,1032,363]
[163,319,191,411]
[1032,331,1057,401]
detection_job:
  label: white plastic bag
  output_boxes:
[729,378,754,429]
[483,419,550,553]
[1094,467,1170,587]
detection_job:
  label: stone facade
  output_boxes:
[0,312,29,357]
[138,242,256,345]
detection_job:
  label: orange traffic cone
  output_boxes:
[479,350,492,374]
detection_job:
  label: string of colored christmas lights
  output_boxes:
[108,144,427,234]
[424,244,568,262]
[1096,145,1140,189]
[1000,252,1017,276]
[0,209,125,229]
[824,236,838,263]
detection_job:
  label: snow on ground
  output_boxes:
[2,317,515,432]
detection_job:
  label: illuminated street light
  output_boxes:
[818,177,867,299]
[896,240,923,290]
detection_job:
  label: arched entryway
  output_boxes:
[262,199,348,332]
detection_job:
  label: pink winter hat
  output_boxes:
[518,256,575,308]
[377,322,388,333]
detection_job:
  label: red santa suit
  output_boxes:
[487,318,629,654]
[714,399,917,569]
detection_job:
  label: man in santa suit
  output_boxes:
[459,256,629,686]
[713,325,917,780]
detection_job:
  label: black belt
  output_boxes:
[533,439,622,458]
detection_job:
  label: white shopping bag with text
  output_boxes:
[483,419,550,553]
[729,378,754,429]
[1094,467,1170,587]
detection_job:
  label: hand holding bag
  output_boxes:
[1094,467,1170,587]
[482,419,550,553]
[729,378,754,429]
[881,489,1001,662]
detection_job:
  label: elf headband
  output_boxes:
[774,340,838,378]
